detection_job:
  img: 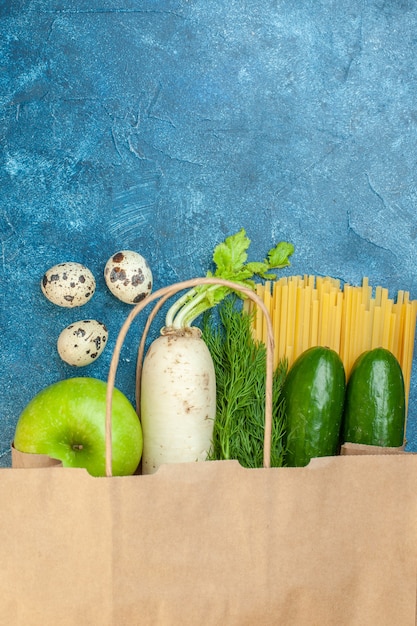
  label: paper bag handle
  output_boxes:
[106,278,275,477]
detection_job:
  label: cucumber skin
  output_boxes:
[343,348,405,447]
[283,347,346,467]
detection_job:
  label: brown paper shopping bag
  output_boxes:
[2,457,417,625]
[2,279,417,626]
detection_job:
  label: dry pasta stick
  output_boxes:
[377,288,390,350]
[324,295,331,345]
[400,300,413,367]
[340,284,352,373]
[381,287,389,311]
[406,302,417,413]
[326,287,338,352]
[332,291,343,354]
[401,301,417,415]
[375,284,382,306]
[351,294,360,357]
[272,281,282,368]
[401,302,410,383]
[387,311,398,356]
[381,299,393,349]
[285,278,297,361]
[302,282,313,356]
[396,295,408,366]
[361,276,371,306]
[262,282,272,346]
[310,297,319,348]
[361,308,372,355]
[279,282,289,363]
[392,290,404,356]
[285,344,294,367]
[294,282,305,362]
[350,288,361,366]
[256,284,265,342]
[319,291,330,347]
[371,303,383,349]
[244,287,254,333]
[315,275,323,300]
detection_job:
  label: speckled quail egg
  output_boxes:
[57,320,108,367]
[41,262,96,308]
[104,250,153,304]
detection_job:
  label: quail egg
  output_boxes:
[104,250,153,304]
[41,262,96,308]
[57,320,108,367]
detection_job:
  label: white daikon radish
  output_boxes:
[140,328,216,474]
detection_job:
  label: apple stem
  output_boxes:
[72,444,83,450]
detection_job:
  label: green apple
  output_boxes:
[14,377,142,477]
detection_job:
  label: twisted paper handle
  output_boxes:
[105,278,275,476]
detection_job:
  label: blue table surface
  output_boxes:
[1,1,417,465]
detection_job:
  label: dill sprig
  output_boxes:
[202,297,288,468]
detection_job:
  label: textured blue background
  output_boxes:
[1,1,417,466]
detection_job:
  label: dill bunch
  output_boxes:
[202,297,287,468]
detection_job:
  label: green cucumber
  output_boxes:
[282,346,346,467]
[343,347,405,447]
